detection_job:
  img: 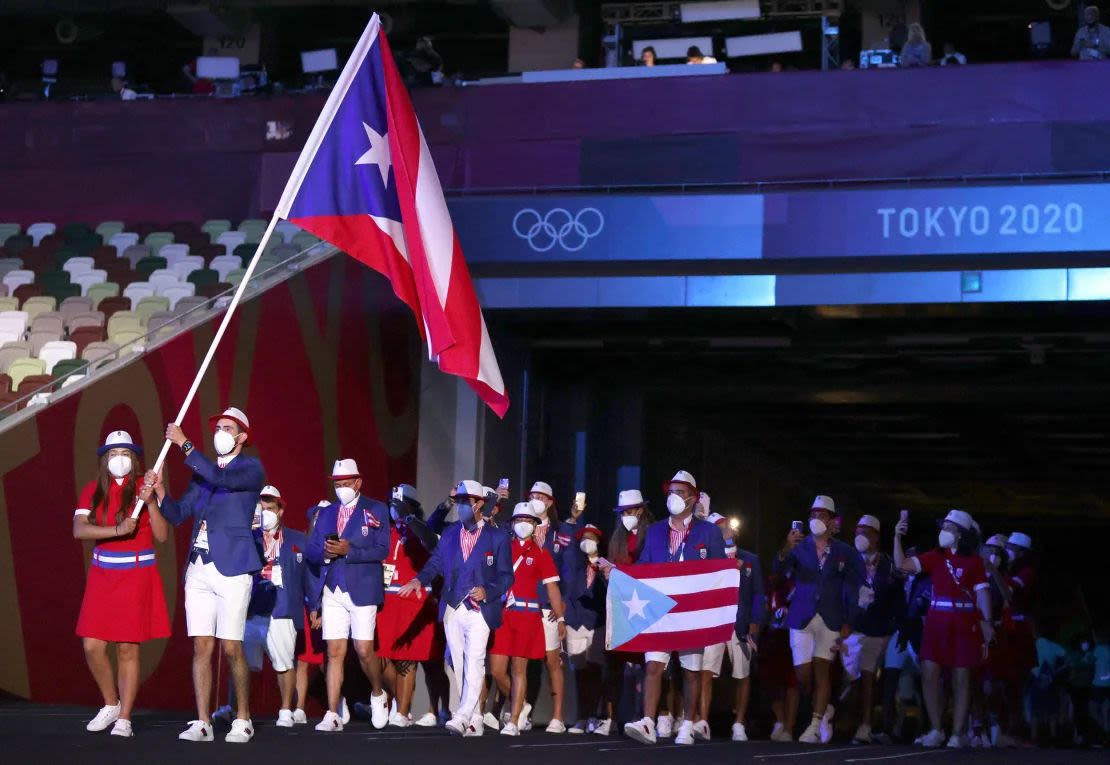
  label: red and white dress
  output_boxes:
[377,524,441,660]
[914,549,989,668]
[75,478,171,643]
[491,537,559,660]
[989,563,1037,681]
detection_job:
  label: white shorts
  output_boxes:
[321,586,378,642]
[702,634,752,680]
[645,649,702,672]
[266,617,298,672]
[789,613,840,665]
[565,625,604,668]
[841,633,889,678]
[185,559,252,641]
[541,609,561,653]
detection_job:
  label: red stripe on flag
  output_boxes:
[617,558,738,580]
[617,624,735,653]
[668,587,739,613]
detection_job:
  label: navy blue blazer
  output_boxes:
[637,516,727,564]
[773,535,863,632]
[734,548,766,638]
[416,521,513,630]
[161,450,265,577]
[248,528,310,624]
[561,546,606,631]
[852,552,901,637]
[306,494,390,608]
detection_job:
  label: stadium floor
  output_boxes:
[1,702,1105,765]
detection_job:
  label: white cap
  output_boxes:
[455,479,485,500]
[614,489,646,511]
[943,509,974,531]
[706,512,727,526]
[98,429,143,456]
[331,458,360,479]
[529,481,554,499]
[221,406,249,428]
[811,495,836,514]
[986,533,1009,548]
[1008,531,1032,550]
[511,501,543,520]
[260,484,281,498]
[668,470,697,490]
[482,485,495,497]
[697,491,711,513]
[857,514,880,532]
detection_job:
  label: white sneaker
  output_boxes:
[593,718,611,736]
[853,724,871,744]
[339,697,350,725]
[546,719,567,734]
[178,720,213,742]
[369,690,389,729]
[225,718,254,743]
[692,720,711,741]
[483,712,501,731]
[389,712,412,728]
[568,720,587,734]
[444,717,467,736]
[770,723,794,743]
[315,711,343,733]
[414,712,438,727]
[947,733,969,749]
[292,709,308,725]
[517,702,533,731]
[916,729,946,748]
[675,720,695,745]
[500,722,520,737]
[624,717,657,745]
[820,706,835,744]
[731,722,748,742]
[656,714,674,738]
[276,709,294,728]
[110,719,133,738]
[799,719,822,744]
[86,703,121,732]
[464,717,484,737]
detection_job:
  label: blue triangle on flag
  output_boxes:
[607,567,677,649]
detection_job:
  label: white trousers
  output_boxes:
[444,602,490,724]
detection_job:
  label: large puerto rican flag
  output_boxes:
[274,13,509,417]
[606,559,740,651]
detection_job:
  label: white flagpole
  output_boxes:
[130,215,280,519]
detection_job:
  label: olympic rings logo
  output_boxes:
[512,208,605,252]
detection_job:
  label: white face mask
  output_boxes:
[809,518,827,536]
[938,530,957,550]
[335,485,357,505]
[513,521,534,540]
[262,509,279,532]
[107,454,132,478]
[213,429,237,456]
[621,514,639,532]
[854,534,870,553]
[666,494,687,516]
[580,538,598,556]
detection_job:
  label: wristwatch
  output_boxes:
[181,440,194,455]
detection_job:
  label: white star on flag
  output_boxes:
[354,121,391,186]
[623,588,648,620]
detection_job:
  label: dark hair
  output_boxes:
[687,46,703,58]
[90,451,140,525]
[955,524,980,557]
[641,46,657,60]
[608,505,654,565]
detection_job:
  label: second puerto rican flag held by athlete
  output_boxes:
[606,559,740,651]
[274,13,509,417]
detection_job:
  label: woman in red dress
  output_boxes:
[73,430,171,737]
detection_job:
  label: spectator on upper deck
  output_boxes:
[899,24,932,67]
[640,47,657,66]
[1072,5,1110,60]
[939,43,966,66]
[686,46,717,65]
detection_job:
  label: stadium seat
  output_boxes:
[67,270,104,296]
[274,220,299,243]
[148,272,181,292]
[201,219,232,242]
[174,295,208,315]
[51,358,88,382]
[0,258,23,277]
[66,311,105,332]
[39,270,71,292]
[60,373,86,389]
[18,374,54,398]
[0,372,9,393]
[7,357,44,389]
[30,312,64,336]
[233,243,257,262]
[69,325,106,356]
[135,256,168,279]
[194,243,224,260]
[208,255,241,282]
[86,282,121,309]
[99,262,131,287]
[0,389,22,412]
[61,222,92,241]
[3,234,34,257]
[27,328,62,356]
[22,296,56,320]
[52,249,81,270]
[159,283,196,309]
[35,233,62,254]
[121,244,152,269]
[159,243,190,263]
[26,223,56,246]
[81,341,119,365]
[112,327,145,348]
[135,296,170,326]
[2,269,34,292]
[45,282,82,303]
[59,296,93,322]
[0,330,21,348]
[123,281,156,307]
[109,232,140,257]
[225,268,247,286]
[146,310,177,331]
[0,224,20,243]
[91,245,117,265]
[292,232,322,251]
[196,283,228,300]
[131,223,159,240]
[0,297,19,313]
[238,218,268,242]
[63,256,95,275]
[217,230,247,254]
[67,235,103,256]
[13,284,44,304]
[95,221,125,240]
[144,231,174,254]
[107,311,142,337]
[188,268,219,288]
[172,255,205,280]
[96,295,130,321]
[0,342,32,373]
[0,310,29,335]
[38,340,76,373]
